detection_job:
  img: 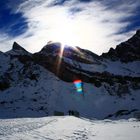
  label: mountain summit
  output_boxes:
[6,42,30,56]
[102,30,140,62]
[12,42,26,51]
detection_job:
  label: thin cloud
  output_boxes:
[0,0,139,55]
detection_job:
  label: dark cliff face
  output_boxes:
[33,42,102,82]
[12,42,26,51]
[33,43,87,82]
[102,29,140,62]
[36,42,98,64]
[32,39,140,88]
[38,42,61,55]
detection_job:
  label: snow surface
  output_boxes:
[0,116,139,140]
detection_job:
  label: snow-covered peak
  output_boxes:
[12,42,25,51]
[102,29,140,62]
[36,41,99,64]
[6,42,31,56]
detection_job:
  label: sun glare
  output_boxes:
[46,12,88,75]
[47,12,82,49]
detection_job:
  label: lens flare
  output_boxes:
[56,43,85,75]
[56,43,65,75]
[73,80,83,94]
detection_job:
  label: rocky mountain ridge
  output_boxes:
[0,30,140,119]
[102,29,140,62]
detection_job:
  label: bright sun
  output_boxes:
[49,18,83,74]
[49,26,78,47]
[47,13,84,49]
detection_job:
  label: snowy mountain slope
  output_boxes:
[0,57,139,119]
[0,30,140,119]
[0,116,140,140]
[64,57,140,77]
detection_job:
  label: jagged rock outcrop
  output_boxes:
[102,29,140,62]
[6,42,31,56]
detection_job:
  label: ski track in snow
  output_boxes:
[0,116,140,140]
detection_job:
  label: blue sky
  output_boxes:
[0,0,27,36]
[0,0,140,54]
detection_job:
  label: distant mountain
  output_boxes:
[6,42,31,56]
[102,29,140,62]
[0,30,140,119]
